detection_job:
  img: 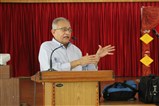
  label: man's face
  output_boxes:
[51,20,72,45]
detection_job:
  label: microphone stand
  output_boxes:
[48,45,63,71]
[48,37,76,71]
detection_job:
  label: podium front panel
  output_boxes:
[43,82,99,106]
[55,82,99,106]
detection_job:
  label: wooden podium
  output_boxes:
[31,70,114,106]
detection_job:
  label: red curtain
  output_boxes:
[1,2,159,77]
[141,6,159,32]
[141,6,159,76]
[151,24,159,75]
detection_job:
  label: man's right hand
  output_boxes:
[79,53,99,66]
[70,53,99,69]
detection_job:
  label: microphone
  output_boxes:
[49,45,63,71]
[71,36,77,40]
[152,28,159,38]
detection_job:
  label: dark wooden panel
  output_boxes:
[19,77,43,106]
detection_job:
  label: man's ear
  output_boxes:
[51,29,55,35]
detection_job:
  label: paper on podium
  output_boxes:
[0,53,11,65]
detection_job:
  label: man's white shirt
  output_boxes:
[38,38,97,71]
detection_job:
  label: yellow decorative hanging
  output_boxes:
[140,55,153,67]
[140,33,153,44]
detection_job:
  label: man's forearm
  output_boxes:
[70,59,81,69]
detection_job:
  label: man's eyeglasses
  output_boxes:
[54,27,72,33]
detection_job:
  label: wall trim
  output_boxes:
[1,0,159,3]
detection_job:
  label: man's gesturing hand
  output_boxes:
[79,53,99,66]
[96,45,115,58]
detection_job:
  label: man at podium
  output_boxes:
[38,17,115,71]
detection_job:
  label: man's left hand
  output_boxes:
[96,45,115,58]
